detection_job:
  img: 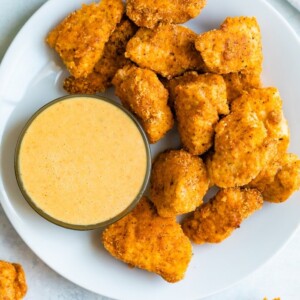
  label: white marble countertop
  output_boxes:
[1,1,300,299]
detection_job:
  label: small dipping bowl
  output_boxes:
[15,95,151,230]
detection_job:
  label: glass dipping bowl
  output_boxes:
[15,95,151,230]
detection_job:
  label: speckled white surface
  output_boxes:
[287,0,300,11]
[0,1,300,299]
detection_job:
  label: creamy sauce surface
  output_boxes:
[18,97,148,225]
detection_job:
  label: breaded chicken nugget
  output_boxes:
[182,188,263,244]
[231,88,290,154]
[175,73,229,155]
[63,19,137,94]
[206,110,278,188]
[102,197,192,283]
[47,0,124,78]
[150,149,209,217]
[223,67,262,102]
[113,65,174,143]
[126,0,206,29]
[166,71,200,110]
[195,17,262,74]
[0,261,27,300]
[248,153,300,203]
[125,24,205,79]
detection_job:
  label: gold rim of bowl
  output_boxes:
[14,94,152,231]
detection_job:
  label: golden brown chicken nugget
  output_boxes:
[223,67,262,102]
[113,65,174,143]
[206,109,278,188]
[208,88,289,188]
[63,19,137,94]
[166,71,200,110]
[231,88,290,154]
[125,24,205,79]
[47,0,124,78]
[195,17,262,74]
[248,153,300,203]
[175,73,229,155]
[126,0,206,29]
[150,149,209,217]
[182,188,263,244]
[0,261,27,300]
[102,197,192,283]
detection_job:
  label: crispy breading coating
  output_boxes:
[0,261,27,300]
[150,149,209,217]
[126,0,206,29]
[63,19,137,94]
[112,65,174,143]
[182,188,263,244]
[223,67,262,102]
[125,24,205,79]
[166,71,200,110]
[206,110,278,188]
[248,153,300,203]
[175,73,229,155]
[231,88,290,154]
[46,0,124,78]
[102,197,192,283]
[195,17,262,74]
[207,88,289,188]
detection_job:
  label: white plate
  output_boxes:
[0,0,300,299]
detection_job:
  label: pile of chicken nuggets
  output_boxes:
[47,0,300,283]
